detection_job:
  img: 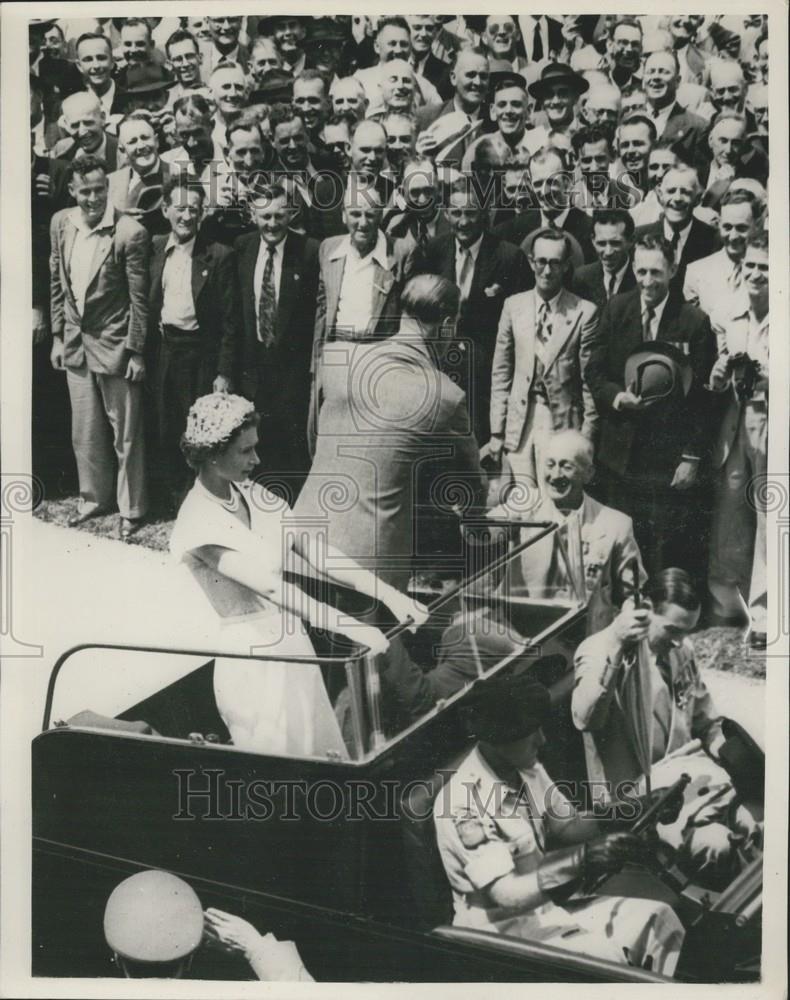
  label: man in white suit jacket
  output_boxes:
[490,430,646,636]
[488,229,599,490]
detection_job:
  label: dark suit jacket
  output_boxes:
[32,155,72,313]
[634,217,721,291]
[405,231,531,441]
[659,102,708,166]
[149,232,240,381]
[304,170,397,241]
[235,230,320,413]
[54,134,120,172]
[493,207,597,267]
[570,260,636,309]
[585,288,717,477]
[419,52,454,101]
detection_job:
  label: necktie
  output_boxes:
[415,218,428,250]
[642,303,656,340]
[536,300,551,346]
[667,228,680,263]
[532,19,544,63]
[605,271,617,300]
[731,261,743,291]
[258,249,276,347]
[458,248,474,301]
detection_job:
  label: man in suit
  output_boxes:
[49,155,150,538]
[491,430,646,636]
[75,32,125,119]
[571,125,638,215]
[707,233,769,646]
[294,273,485,594]
[413,49,490,160]
[585,233,717,580]
[489,229,599,491]
[407,185,531,444]
[52,91,120,170]
[700,111,769,208]
[200,15,249,79]
[407,16,453,100]
[571,208,637,308]
[148,177,240,507]
[494,146,597,269]
[29,18,83,138]
[683,188,762,318]
[236,183,320,490]
[635,164,720,293]
[310,181,403,451]
[108,113,172,236]
[386,157,451,264]
[642,49,707,167]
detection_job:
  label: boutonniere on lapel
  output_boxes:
[484,283,503,298]
[294,273,300,282]
[201,269,208,278]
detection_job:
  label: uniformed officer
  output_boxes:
[434,676,686,976]
[103,870,313,980]
[573,568,761,886]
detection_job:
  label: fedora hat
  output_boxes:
[249,69,294,106]
[624,340,693,404]
[528,62,589,102]
[488,59,528,97]
[304,17,348,47]
[119,63,176,96]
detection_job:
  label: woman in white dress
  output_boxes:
[170,393,424,759]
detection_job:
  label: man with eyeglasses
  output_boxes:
[605,18,643,94]
[489,227,599,492]
[200,15,248,79]
[164,30,211,108]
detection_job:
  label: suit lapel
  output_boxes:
[325,253,345,330]
[469,234,497,300]
[191,238,210,309]
[371,252,395,324]
[541,290,578,372]
[276,233,299,342]
[84,227,114,299]
[150,238,167,305]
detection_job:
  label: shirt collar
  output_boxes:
[453,95,479,120]
[214,43,240,64]
[541,207,570,229]
[330,229,389,266]
[165,234,196,254]
[537,288,563,313]
[456,233,484,261]
[72,199,114,234]
[641,292,669,324]
[663,217,692,243]
[259,235,286,257]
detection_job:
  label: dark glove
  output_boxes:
[640,786,684,827]
[583,832,644,880]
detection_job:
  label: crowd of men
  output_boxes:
[31,13,770,642]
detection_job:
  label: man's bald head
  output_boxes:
[709,58,746,110]
[62,90,103,122]
[61,91,106,153]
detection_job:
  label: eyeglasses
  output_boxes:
[531,257,565,271]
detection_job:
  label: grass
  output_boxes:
[34,496,766,680]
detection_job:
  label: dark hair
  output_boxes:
[165,28,199,57]
[746,231,768,253]
[118,110,156,134]
[592,208,635,240]
[247,181,288,203]
[226,113,268,147]
[720,186,763,221]
[634,232,675,265]
[181,411,260,471]
[609,16,643,40]
[376,16,410,37]
[530,144,570,173]
[43,22,65,41]
[530,227,573,262]
[67,154,108,183]
[269,102,303,131]
[76,32,113,56]
[294,68,327,92]
[644,568,700,612]
[572,124,614,155]
[121,17,152,40]
[172,93,212,121]
[401,274,460,324]
[619,114,657,142]
[163,174,206,206]
[324,113,353,131]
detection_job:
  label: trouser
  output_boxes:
[505,397,554,497]
[708,403,767,630]
[154,326,216,500]
[32,339,76,498]
[66,363,147,519]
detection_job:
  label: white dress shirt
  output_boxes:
[93,80,116,119]
[253,237,285,341]
[540,207,571,231]
[334,231,389,335]
[68,202,115,316]
[705,161,735,192]
[602,259,631,297]
[454,233,483,301]
[649,102,674,139]
[161,235,199,331]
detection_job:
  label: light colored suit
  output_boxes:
[107,160,172,215]
[573,624,724,798]
[49,206,150,518]
[492,492,645,636]
[708,304,768,629]
[490,288,599,485]
[683,248,747,320]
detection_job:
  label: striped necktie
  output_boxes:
[536,300,551,346]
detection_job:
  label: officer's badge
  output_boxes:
[454,812,488,849]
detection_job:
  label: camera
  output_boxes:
[725,352,761,402]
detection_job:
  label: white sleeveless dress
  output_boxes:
[169,479,348,759]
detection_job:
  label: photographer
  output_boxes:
[707,232,769,647]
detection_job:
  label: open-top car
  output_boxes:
[32,521,763,982]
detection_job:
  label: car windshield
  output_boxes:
[45,518,586,763]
